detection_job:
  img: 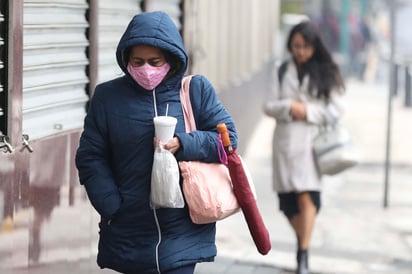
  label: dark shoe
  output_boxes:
[296,249,309,274]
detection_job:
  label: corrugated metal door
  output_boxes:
[146,0,182,30]
[97,0,142,83]
[22,0,89,140]
[0,9,5,132]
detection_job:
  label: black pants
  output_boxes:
[163,264,196,274]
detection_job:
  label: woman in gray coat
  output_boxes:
[263,21,345,274]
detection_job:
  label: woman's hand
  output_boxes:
[164,137,181,153]
[290,101,307,120]
[153,137,160,148]
[153,137,181,154]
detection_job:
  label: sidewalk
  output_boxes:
[3,79,412,274]
[211,79,412,274]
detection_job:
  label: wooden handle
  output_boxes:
[217,123,231,147]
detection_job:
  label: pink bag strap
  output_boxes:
[218,134,228,165]
[180,75,228,164]
[180,75,196,133]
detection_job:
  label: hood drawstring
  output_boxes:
[152,88,158,117]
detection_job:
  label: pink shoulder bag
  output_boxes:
[178,75,240,224]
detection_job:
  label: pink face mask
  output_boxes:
[127,62,171,91]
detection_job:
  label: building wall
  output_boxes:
[0,0,281,270]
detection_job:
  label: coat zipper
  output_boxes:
[152,87,161,274]
[153,208,162,274]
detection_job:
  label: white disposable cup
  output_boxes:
[153,116,177,144]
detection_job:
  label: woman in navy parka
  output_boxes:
[75,11,238,274]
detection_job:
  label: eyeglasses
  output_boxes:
[291,44,313,51]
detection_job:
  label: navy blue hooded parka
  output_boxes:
[75,11,238,274]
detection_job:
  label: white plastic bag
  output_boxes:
[150,145,184,208]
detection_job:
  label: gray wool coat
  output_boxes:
[263,60,344,193]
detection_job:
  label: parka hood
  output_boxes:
[116,11,188,79]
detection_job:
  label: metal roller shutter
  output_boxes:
[0,9,5,130]
[22,0,89,139]
[147,0,182,30]
[97,0,142,83]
